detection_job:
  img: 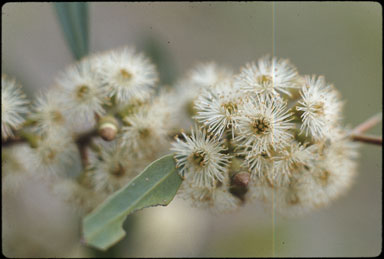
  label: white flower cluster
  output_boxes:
[2,47,173,213]
[2,49,360,216]
[172,56,358,215]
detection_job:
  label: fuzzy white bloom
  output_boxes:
[178,176,240,213]
[88,140,138,194]
[171,127,230,188]
[295,135,358,209]
[235,56,300,98]
[271,141,317,186]
[93,47,158,104]
[171,63,234,130]
[242,149,274,179]
[235,95,294,155]
[51,178,103,214]
[189,62,233,89]
[194,79,244,138]
[296,75,343,140]
[120,100,170,159]
[2,144,34,191]
[245,174,276,203]
[1,75,29,139]
[56,58,108,132]
[31,88,67,136]
[30,133,79,177]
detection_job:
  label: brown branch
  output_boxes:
[75,129,98,168]
[1,136,24,147]
[351,134,382,146]
[351,112,382,135]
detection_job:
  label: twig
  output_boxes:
[351,134,382,146]
[351,112,382,135]
[75,129,98,168]
[1,136,24,147]
[348,112,382,146]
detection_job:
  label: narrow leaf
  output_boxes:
[54,2,89,60]
[140,34,178,87]
[82,154,182,251]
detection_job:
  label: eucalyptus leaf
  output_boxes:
[54,2,89,60]
[82,154,182,251]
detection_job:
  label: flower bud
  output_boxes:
[98,116,119,141]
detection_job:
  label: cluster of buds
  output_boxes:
[171,57,359,215]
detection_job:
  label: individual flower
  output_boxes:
[88,140,138,194]
[120,99,170,159]
[194,79,244,138]
[296,75,343,140]
[235,56,300,98]
[171,126,230,188]
[31,88,67,136]
[1,75,29,139]
[271,141,317,186]
[296,134,358,208]
[245,174,276,204]
[30,133,79,177]
[241,148,274,179]
[188,62,233,89]
[235,95,294,155]
[171,63,234,130]
[178,175,240,213]
[93,47,158,104]
[51,178,103,214]
[56,58,108,132]
[2,144,34,192]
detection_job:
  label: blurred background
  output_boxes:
[2,2,382,257]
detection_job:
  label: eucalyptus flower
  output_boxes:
[1,75,29,139]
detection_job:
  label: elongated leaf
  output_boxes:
[140,34,178,87]
[54,2,89,60]
[82,154,182,251]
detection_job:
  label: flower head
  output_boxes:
[235,95,294,154]
[235,56,300,98]
[93,47,158,104]
[31,88,67,136]
[1,75,29,139]
[171,126,230,188]
[56,58,108,132]
[178,175,240,213]
[120,99,170,159]
[88,140,138,194]
[271,141,317,186]
[296,75,343,140]
[189,62,233,89]
[30,133,79,177]
[194,79,244,138]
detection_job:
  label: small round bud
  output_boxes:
[98,116,119,141]
[232,172,250,188]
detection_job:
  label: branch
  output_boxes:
[348,112,382,146]
[351,112,382,135]
[76,129,98,168]
[351,134,382,146]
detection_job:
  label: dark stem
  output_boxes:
[351,134,382,145]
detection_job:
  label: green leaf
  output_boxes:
[140,34,178,87]
[54,2,89,60]
[82,154,182,251]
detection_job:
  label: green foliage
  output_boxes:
[54,2,89,60]
[82,154,183,251]
[140,35,178,86]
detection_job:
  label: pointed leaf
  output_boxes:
[54,2,89,60]
[82,154,182,251]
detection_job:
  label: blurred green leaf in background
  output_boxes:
[54,2,89,60]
